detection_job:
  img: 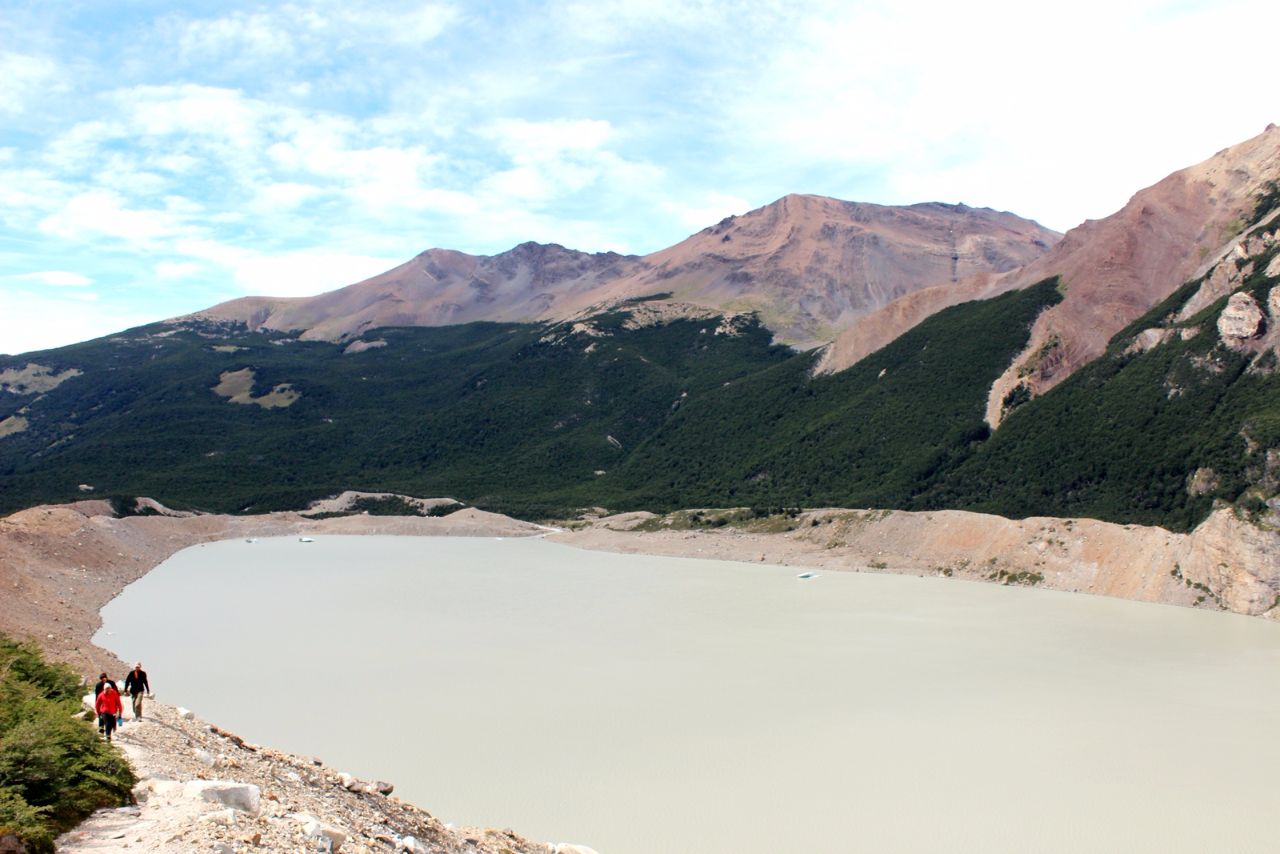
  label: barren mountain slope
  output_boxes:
[192,195,1058,347]
[820,125,1280,422]
[197,242,646,342]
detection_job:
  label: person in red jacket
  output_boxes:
[96,682,123,741]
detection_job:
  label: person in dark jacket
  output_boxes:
[96,682,123,741]
[123,662,150,720]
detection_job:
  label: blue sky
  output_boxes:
[2,0,1277,355]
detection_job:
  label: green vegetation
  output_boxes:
[1251,179,1280,223]
[0,313,794,517]
[601,278,1063,511]
[2,256,1277,533]
[0,635,135,852]
[916,241,1280,531]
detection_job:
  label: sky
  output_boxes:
[2,0,1278,355]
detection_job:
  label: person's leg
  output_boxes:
[132,692,144,719]
[103,713,116,741]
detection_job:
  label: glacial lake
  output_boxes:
[98,535,1280,854]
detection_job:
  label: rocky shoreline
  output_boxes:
[56,699,569,854]
[2,495,1277,852]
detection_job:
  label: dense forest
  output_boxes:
[2,256,1278,532]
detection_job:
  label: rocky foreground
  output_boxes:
[56,700,571,854]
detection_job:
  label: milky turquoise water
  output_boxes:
[97,535,1280,853]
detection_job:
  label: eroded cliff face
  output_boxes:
[817,126,1280,419]
[556,504,1280,620]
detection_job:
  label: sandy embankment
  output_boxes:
[0,499,547,677]
[548,506,1280,620]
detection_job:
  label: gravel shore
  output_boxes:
[56,700,558,854]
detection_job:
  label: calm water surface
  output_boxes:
[97,535,1280,853]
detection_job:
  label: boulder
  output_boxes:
[192,748,216,766]
[183,781,261,815]
[1270,285,1280,319]
[1218,292,1265,341]
[177,707,194,719]
[1267,253,1280,279]
[555,845,602,854]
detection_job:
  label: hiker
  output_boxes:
[93,673,112,734]
[123,662,150,720]
[96,681,123,741]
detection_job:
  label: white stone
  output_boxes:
[82,693,95,711]
[192,748,216,766]
[199,808,237,826]
[132,778,184,804]
[397,837,419,853]
[184,780,261,815]
[293,814,347,851]
[555,845,602,854]
[314,824,347,851]
[177,707,194,719]
[1218,292,1265,340]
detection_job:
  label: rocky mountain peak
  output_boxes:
[188,193,1059,347]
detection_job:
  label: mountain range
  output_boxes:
[1,125,1278,541]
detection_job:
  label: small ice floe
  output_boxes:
[245,538,257,543]
[796,571,818,580]
[298,537,315,543]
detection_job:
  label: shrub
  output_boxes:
[0,636,136,852]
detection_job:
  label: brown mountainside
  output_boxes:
[819,124,1280,427]
[192,195,1059,347]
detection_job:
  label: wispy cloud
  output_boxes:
[0,0,1277,354]
[13,271,93,287]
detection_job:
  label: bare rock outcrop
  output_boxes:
[815,126,1280,428]
[1218,291,1266,343]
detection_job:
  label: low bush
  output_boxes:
[0,635,135,852]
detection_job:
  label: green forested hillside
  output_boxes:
[0,314,794,516]
[916,242,1280,530]
[597,279,1064,510]
[1,256,1277,532]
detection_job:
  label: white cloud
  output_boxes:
[172,237,400,297]
[13,271,93,287]
[0,52,62,113]
[38,190,195,247]
[662,192,752,231]
[155,261,202,280]
[0,291,152,355]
